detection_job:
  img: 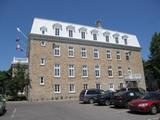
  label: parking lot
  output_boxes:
[1,101,160,120]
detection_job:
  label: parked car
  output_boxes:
[0,94,6,115]
[79,89,104,104]
[111,90,145,108]
[94,90,115,105]
[128,92,160,114]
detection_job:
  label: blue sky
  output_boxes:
[0,0,160,70]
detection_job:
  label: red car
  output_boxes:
[128,92,160,114]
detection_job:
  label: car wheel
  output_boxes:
[150,105,157,115]
[89,99,94,104]
[105,100,110,106]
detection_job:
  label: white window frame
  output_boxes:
[124,38,128,45]
[69,84,75,93]
[93,48,99,59]
[69,29,73,37]
[118,66,123,77]
[109,83,114,90]
[106,35,109,42]
[93,33,97,40]
[116,51,121,60]
[68,46,74,57]
[95,65,100,78]
[40,58,46,66]
[128,67,132,75]
[81,48,87,58]
[55,28,60,36]
[108,65,113,77]
[82,65,88,77]
[115,37,119,44]
[54,64,61,77]
[81,31,85,39]
[54,45,60,56]
[54,84,61,93]
[40,40,46,47]
[68,64,75,78]
[106,49,112,60]
[39,76,45,86]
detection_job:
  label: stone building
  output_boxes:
[27,18,146,101]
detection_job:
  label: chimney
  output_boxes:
[96,20,102,28]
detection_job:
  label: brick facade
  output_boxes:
[28,35,146,101]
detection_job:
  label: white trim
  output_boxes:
[39,76,45,86]
[54,64,61,77]
[54,84,61,93]
[69,84,75,93]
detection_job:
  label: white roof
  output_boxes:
[30,18,141,48]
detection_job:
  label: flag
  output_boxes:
[16,36,20,42]
[17,27,21,32]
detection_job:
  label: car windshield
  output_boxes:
[143,92,159,100]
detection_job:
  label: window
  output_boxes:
[95,65,100,78]
[124,38,128,45]
[54,45,60,56]
[93,48,99,59]
[118,66,123,77]
[81,32,85,39]
[40,58,45,65]
[109,83,114,90]
[83,84,88,90]
[115,37,119,44]
[55,28,60,36]
[69,84,75,93]
[68,46,74,57]
[40,26,47,34]
[116,51,121,60]
[93,33,97,40]
[106,35,109,42]
[126,52,130,60]
[40,41,46,47]
[128,67,132,75]
[69,30,73,37]
[119,83,124,89]
[54,64,60,77]
[39,76,45,85]
[81,48,87,58]
[54,84,61,93]
[82,65,88,77]
[68,64,75,77]
[108,65,113,77]
[106,50,112,59]
[96,84,101,89]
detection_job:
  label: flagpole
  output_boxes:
[17,27,28,39]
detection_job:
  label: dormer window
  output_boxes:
[55,28,60,36]
[66,25,75,38]
[81,32,85,39]
[40,26,47,34]
[79,27,87,39]
[103,31,110,42]
[115,37,119,44]
[53,23,62,36]
[69,30,73,37]
[91,29,98,41]
[93,34,97,40]
[113,33,120,44]
[122,35,128,45]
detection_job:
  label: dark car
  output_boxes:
[79,89,104,104]
[111,90,145,108]
[0,94,6,115]
[94,90,115,105]
[128,92,160,114]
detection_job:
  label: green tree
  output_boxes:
[144,32,160,90]
[9,64,30,99]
